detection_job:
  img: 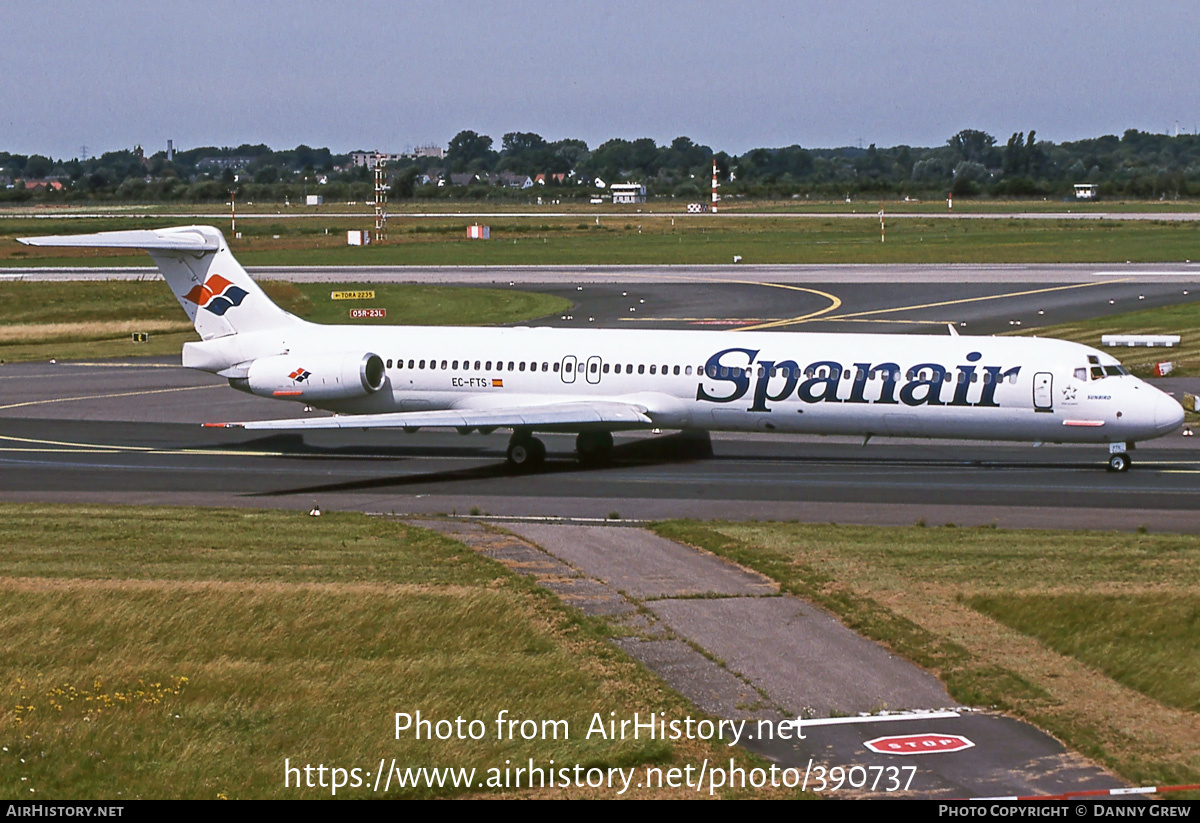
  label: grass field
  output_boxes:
[4,213,1200,266]
[0,504,789,799]
[651,521,1200,791]
[1016,301,1200,378]
[0,280,571,362]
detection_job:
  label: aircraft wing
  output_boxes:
[204,400,654,431]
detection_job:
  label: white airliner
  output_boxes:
[20,225,1184,472]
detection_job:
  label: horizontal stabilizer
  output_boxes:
[18,227,219,252]
[17,225,297,342]
[205,401,653,431]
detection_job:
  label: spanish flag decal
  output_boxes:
[492,378,504,387]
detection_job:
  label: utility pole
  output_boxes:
[711,159,719,214]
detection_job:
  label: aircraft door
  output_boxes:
[1033,372,1053,411]
[560,355,577,384]
[585,355,602,385]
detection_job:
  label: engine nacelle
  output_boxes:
[234,352,387,402]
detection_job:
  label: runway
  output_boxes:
[2,264,1198,530]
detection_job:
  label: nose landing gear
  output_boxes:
[1107,442,1132,473]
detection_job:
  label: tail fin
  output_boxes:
[18,225,299,340]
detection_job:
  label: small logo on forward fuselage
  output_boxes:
[289,368,311,383]
[183,274,249,316]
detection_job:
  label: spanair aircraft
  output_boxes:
[19,225,1185,472]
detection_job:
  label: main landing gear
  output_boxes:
[506,431,546,471]
[575,431,614,466]
[504,430,617,471]
[1107,442,1132,473]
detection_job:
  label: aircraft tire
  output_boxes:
[576,431,614,466]
[507,436,546,471]
[1108,453,1130,472]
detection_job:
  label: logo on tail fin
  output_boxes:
[184,274,249,316]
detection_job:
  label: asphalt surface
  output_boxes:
[416,518,1125,798]
[2,270,1198,529]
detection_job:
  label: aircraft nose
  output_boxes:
[1155,392,1185,434]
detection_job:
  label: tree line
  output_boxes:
[4,128,1200,204]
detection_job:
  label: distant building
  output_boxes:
[610,182,646,204]
[1074,183,1098,200]
[197,156,253,170]
[351,151,405,169]
[418,168,445,186]
[412,145,445,159]
[497,171,533,189]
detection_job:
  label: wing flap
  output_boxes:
[205,401,653,431]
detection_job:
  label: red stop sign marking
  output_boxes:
[864,733,975,755]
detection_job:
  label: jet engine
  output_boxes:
[233,352,387,401]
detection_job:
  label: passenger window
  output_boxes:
[519,362,526,372]
[650,365,657,375]
[673,365,680,375]
[474,361,481,370]
[419,359,426,369]
[565,362,573,373]
[386,359,392,368]
[640,365,647,375]
[507,361,514,371]
[553,362,560,372]
[452,360,458,369]
[590,362,598,373]
[440,360,447,369]
[686,366,692,375]
[542,362,549,371]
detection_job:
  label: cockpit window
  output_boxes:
[1074,367,1087,381]
[1104,365,1129,377]
[1091,366,1105,380]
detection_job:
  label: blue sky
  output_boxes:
[3,1,1198,159]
